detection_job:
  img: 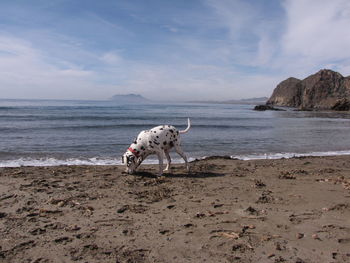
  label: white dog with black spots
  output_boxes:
[122,118,191,176]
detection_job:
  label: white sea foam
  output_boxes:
[0,157,188,168]
[231,150,350,161]
[1,150,350,167]
[0,157,120,168]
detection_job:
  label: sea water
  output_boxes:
[1,99,350,167]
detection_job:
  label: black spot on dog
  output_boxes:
[149,141,152,144]
[133,140,137,144]
[168,125,171,128]
[153,141,160,145]
[141,146,145,150]
[156,136,159,138]
[176,131,179,135]
[153,131,156,133]
[169,129,174,133]
[170,141,174,147]
[160,128,164,130]
[163,141,167,145]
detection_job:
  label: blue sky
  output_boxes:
[1,0,350,101]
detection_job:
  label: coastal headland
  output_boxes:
[1,156,350,262]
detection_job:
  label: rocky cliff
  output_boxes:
[267,69,350,110]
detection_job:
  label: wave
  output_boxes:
[0,115,149,120]
[231,150,350,160]
[195,150,350,162]
[1,150,350,167]
[0,124,155,132]
[0,124,271,132]
[0,157,122,167]
[0,106,15,110]
[0,157,188,168]
[0,114,267,121]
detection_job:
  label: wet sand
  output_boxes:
[0,156,350,263]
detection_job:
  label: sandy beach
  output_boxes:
[1,156,350,263]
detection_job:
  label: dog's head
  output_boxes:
[122,151,141,174]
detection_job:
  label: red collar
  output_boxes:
[128,147,139,157]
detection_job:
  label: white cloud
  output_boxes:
[0,1,285,101]
[205,0,281,68]
[2,0,350,101]
[280,0,350,75]
[0,35,103,99]
[116,62,280,101]
[205,0,350,80]
[282,0,350,59]
[100,51,123,65]
[0,35,275,101]
[162,25,179,33]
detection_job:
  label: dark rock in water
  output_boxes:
[253,105,285,111]
[267,69,350,111]
[331,98,350,111]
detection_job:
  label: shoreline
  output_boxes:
[2,149,350,168]
[1,155,350,262]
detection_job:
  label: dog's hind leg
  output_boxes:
[156,152,164,176]
[164,150,171,171]
[174,145,189,172]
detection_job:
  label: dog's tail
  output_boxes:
[179,118,191,134]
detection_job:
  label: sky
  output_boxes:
[1,0,350,101]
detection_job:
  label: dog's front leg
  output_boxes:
[164,150,171,172]
[135,156,143,171]
[156,152,163,176]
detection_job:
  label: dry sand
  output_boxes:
[0,156,350,263]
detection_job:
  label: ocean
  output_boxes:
[1,99,350,167]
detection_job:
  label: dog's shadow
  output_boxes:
[133,170,225,178]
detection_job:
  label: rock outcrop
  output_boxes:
[331,98,350,111]
[266,77,302,107]
[267,69,350,110]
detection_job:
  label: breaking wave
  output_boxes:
[231,150,350,160]
[1,150,350,167]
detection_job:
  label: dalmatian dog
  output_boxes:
[122,118,191,176]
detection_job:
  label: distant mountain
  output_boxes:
[267,69,350,110]
[110,94,151,104]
